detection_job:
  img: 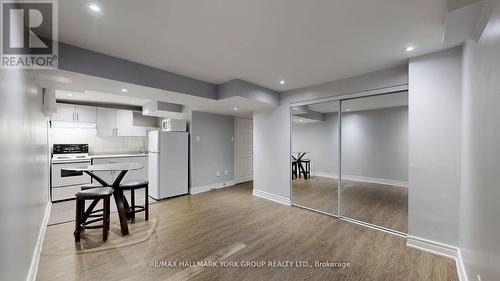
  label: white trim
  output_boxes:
[190,180,236,194]
[406,235,467,281]
[252,189,291,206]
[26,202,51,281]
[343,174,408,187]
[311,172,338,179]
[456,249,468,281]
[310,172,408,187]
[290,84,408,107]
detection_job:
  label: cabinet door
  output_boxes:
[91,158,114,184]
[97,108,116,136]
[115,109,133,136]
[124,156,148,182]
[75,105,97,123]
[52,103,75,122]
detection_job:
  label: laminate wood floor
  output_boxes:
[38,182,456,281]
[292,176,408,233]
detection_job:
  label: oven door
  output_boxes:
[51,161,91,187]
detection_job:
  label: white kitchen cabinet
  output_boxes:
[125,156,148,182]
[91,156,148,184]
[52,103,77,122]
[52,103,97,123]
[97,108,116,136]
[115,109,133,136]
[75,105,97,123]
[91,158,114,183]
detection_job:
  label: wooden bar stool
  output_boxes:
[299,159,311,179]
[74,187,114,242]
[119,180,149,221]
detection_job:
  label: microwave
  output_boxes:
[162,118,187,132]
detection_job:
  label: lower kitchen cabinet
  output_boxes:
[91,156,148,184]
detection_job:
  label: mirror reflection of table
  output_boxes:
[62,163,143,236]
[292,152,310,179]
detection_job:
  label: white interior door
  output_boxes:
[236,118,253,183]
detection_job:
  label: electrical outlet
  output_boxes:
[216,171,220,177]
[224,170,228,175]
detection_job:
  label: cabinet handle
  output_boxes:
[115,128,118,136]
[76,113,79,122]
[72,113,75,122]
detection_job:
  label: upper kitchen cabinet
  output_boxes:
[75,105,97,123]
[97,108,117,136]
[52,103,77,122]
[115,109,133,136]
[52,103,97,123]
[97,108,157,136]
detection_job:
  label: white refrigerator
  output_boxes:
[148,130,189,200]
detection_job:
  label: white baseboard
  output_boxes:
[190,180,236,194]
[252,189,291,206]
[406,235,467,281]
[310,171,408,188]
[344,175,408,187]
[311,172,338,179]
[27,202,51,281]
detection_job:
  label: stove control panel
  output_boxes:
[53,144,89,154]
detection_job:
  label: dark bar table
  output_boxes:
[62,163,143,236]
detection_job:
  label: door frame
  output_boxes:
[289,84,408,238]
[234,117,253,184]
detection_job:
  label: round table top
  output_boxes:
[62,162,143,172]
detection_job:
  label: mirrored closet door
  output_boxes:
[290,101,340,215]
[340,92,408,233]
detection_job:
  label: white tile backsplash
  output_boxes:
[51,128,147,154]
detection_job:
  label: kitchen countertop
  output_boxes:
[90,152,148,159]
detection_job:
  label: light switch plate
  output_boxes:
[196,136,200,142]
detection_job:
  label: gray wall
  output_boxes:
[342,106,408,182]
[408,47,462,246]
[292,113,338,177]
[292,106,408,182]
[0,70,49,280]
[459,4,500,280]
[59,42,218,99]
[191,111,235,188]
[218,79,280,106]
[254,65,408,200]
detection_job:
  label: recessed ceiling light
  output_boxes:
[131,100,136,104]
[88,4,101,12]
[67,93,73,96]
[280,80,285,85]
[121,88,128,92]
[233,107,239,111]
[346,109,351,112]
[405,46,415,52]
[299,119,303,122]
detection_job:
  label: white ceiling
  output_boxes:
[55,0,448,91]
[38,69,273,118]
[308,92,408,113]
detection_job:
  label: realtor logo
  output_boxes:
[1,1,58,69]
